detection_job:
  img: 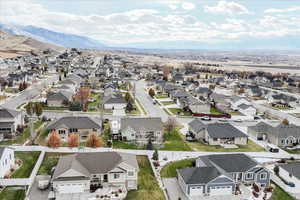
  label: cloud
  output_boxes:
[204,1,250,15]
[264,6,300,13]
[181,2,195,10]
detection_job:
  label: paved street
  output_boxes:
[1,74,59,110]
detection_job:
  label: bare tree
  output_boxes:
[164,117,177,135]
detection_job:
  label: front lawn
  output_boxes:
[270,182,294,200]
[168,108,191,116]
[12,152,40,178]
[160,130,192,151]
[160,159,194,178]
[0,187,26,200]
[125,156,165,200]
[42,106,69,111]
[210,107,223,114]
[154,94,169,99]
[161,101,175,106]
[0,120,43,145]
[37,153,59,175]
[112,141,141,149]
[187,140,265,152]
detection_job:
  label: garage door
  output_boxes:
[210,185,232,196]
[189,186,203,196]
[58,184,85,194]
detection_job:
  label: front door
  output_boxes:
[104,174,108,182]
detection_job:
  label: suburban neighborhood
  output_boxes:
[1,1,300,200]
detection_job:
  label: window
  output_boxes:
[246,173,253,179]
[58,130,66,135]
[128,171,134,176]
[281,139,285,144]
[260,173,267,180]
[213,138,218,141]
[114,173,120,179]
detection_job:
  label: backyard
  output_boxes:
[154,94,169,99]
[125,156,165,200]
[210,107,224,114]
[187,140,265,152]
[11,151,40,178]
[0,187,26,200]
[0,120,43,145]
[37,153,60,175]
[168,108,192,116]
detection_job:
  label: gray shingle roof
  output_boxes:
[0,107,21,118]
[201,154,257,173]
[280,163,300,180]
[238,103,254,110]
[188,119,206,133]
[47,91,73,101]
[53,152,138,180]
[121,117,163,132]
[47,116,101,130]
[206,123,248,139]
[178,167,221,184]
[102,94,126,104]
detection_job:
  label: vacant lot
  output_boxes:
[125,156,165,200]
[160,130,192,151]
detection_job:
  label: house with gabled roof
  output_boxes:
[46,116,101,141]
[0,147,15,178]
[178,153,270,197]
[120,117,163,145]
[46,91,73,107]
[0,107,23,140]
[52,152,139,196]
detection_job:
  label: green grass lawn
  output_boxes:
[210,107,223,114]
[161,101,175,106]
[37,153,59,175]
[187,140,265,152]
[270,182,295,200]
[125,156,165,200]
[285,148,300,154]
[0,187,26,200]
[112,141,141,149]
[229,111,242,116]
[42,106,69,111]
[12,152,40,178]
[0,121,43,145]
[154,94,169,99]
[160,130,192,151]
[168,108,192,116]
[133,97,147,115]
[87,93,102,111]
[160,159,194,178]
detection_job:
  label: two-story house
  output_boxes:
[0,107,23,140]
[120,117,163,145]
[0,147,15,178]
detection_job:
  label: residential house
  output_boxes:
[0,107,23,140]
[229,95,251,110]
[193,87,212,101]
[120,118,163,145]
[52,152,139,196]
[188,119,248,145]
[102,93,127,110]
[278,163,300,186]
[0,147,15,178]
[248,122,300,147]
[46,91,73,107]
[178,154,270,197]
[177,95,210,114]
[238,104,257,116]
[46,116,101,141]
[267,93,297,106]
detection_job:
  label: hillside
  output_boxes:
[0,30,64,58]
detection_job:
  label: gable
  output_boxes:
[58,168,89,178]
[207,175,234,185]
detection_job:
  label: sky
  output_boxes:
[0,0,300,47]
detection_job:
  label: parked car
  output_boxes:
[201,116,211,121]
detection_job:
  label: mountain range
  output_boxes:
[0,24,299,51]
[0,24,106,50]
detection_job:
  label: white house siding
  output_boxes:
[53,180,90,194]
[234,137,248,145]
[239,108,256,116]
[121,127,136,141]
[189,104,211,114]
[47,100,64,107]
[279,167,300,186]
[0,148,15,178]
[54,128,101,142]
[177,174,188,195]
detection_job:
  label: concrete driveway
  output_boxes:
[162,178,188,200]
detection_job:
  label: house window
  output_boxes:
[114,173,120,179]
[246,173,253,179]
[58,130,66,135]
[289,173,293,178]
[128,171,134,176]
[260,173,267,180]
[281,139,285,145]
[213,138,218,141]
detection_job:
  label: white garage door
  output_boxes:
[189,186,203,196]
[58,184,85,194]
[210,186,232,196]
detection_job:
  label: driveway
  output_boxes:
[162,178,188,200]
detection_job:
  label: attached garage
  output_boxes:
[209,185,232,196]
[57,183,85,194]
[189,186,203,196]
